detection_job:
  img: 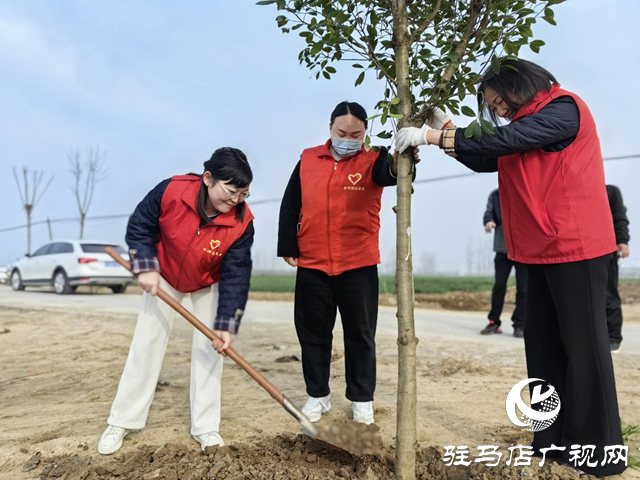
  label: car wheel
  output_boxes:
[111,285,127,294]
[53,270,72,295]
[11,270,25,291]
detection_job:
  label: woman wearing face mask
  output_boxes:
[396,59,625,477]
[278,101,418,425]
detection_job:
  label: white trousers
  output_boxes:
[107,277,223,435]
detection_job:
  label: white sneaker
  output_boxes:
[98,426,129,455]
[301,395,331,422]
[193,432,225,450]
[353,401,374,425]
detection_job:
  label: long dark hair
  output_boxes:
[479,58,558,123]
[195,147,252,223]
[330,101,368,128]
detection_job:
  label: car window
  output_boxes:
[49,243,74,254]
[80,244,126,254]
[32,244,52,256]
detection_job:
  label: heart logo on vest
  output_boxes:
[203,239,222,257]
[348,173,362,185]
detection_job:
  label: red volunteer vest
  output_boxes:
[297,140,384,276]
[498,85,616,264]
[157,175,254,293]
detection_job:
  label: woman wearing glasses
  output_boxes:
[98,147,254,455]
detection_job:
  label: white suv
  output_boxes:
[10,240,133,294]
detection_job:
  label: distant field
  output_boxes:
[249,274,516,294]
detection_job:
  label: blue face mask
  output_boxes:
[331,137,363,156]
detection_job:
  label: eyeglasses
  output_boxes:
[216,182,250,201]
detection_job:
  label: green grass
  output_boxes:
[622,420,640,468]
[249,274,517,294]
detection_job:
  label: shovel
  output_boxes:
[105,247,381,455]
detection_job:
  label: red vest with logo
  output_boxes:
[157,175,254,293]
[498,85,616,264]
[297,140,383,276]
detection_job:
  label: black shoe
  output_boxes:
[513,327,524,338]
[610,342,622,353]
[480,321,503,335]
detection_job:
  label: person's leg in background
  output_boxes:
[606,252,623,352]
[483,252,512,335]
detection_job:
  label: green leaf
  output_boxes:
[389,113,404,120]
[491,55,500,74]
[381,110,388,125]
[377,131,393,139]
[366,113,382,120]
[325,66,336,73]
[355,71,365,86]
[480,119,495,135]
[364,135,371,151]
[310,42,323,56]
[473,121,482,140]
[543,8,557,25]
[323,71,330,79]
[390,97,401,105]
[372,146,380,152]
[276,15,288,27]
[352,63,364,69]
[256,0,276,4]
[530,40,545,54]
[387,153,394,166]
[461,106,476,117]
[464,122,476,139]
[519,25,533,37]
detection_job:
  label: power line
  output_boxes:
[2,153,639,234]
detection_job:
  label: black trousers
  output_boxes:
[294,265,378,402]
[488,252,528,328]
[525,254,625,476]
[606,253,623,343]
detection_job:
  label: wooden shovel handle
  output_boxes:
[105,247,285,405]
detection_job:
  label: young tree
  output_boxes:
[68,145,108,239]
[258,1,561,477]
[12,166,54,255]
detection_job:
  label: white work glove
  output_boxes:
[425,106,452,130]
[395,127,427,154]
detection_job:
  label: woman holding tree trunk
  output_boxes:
[278,101,419,426]
[396,58,625,477]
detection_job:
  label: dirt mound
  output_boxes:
[29,434,595,480]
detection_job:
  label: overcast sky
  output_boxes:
[1,1,638,274]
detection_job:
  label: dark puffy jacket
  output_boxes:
[483,189,507,254]
[607,185,630,245]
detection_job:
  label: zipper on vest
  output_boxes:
[327,160,338,275]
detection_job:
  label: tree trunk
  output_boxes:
[80,213,85,239]
[391,1,418,479]
[27,209,32,255]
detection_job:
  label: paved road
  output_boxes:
[1,286,638,354]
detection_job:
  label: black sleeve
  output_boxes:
[371,147,397,187]
[125,178,171,268]
[483,192,496,225]
[607,185,630,245]
[277,161,302,258]
[215,221,254,334]
[455,97,581,158]
[455,156,498,173]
